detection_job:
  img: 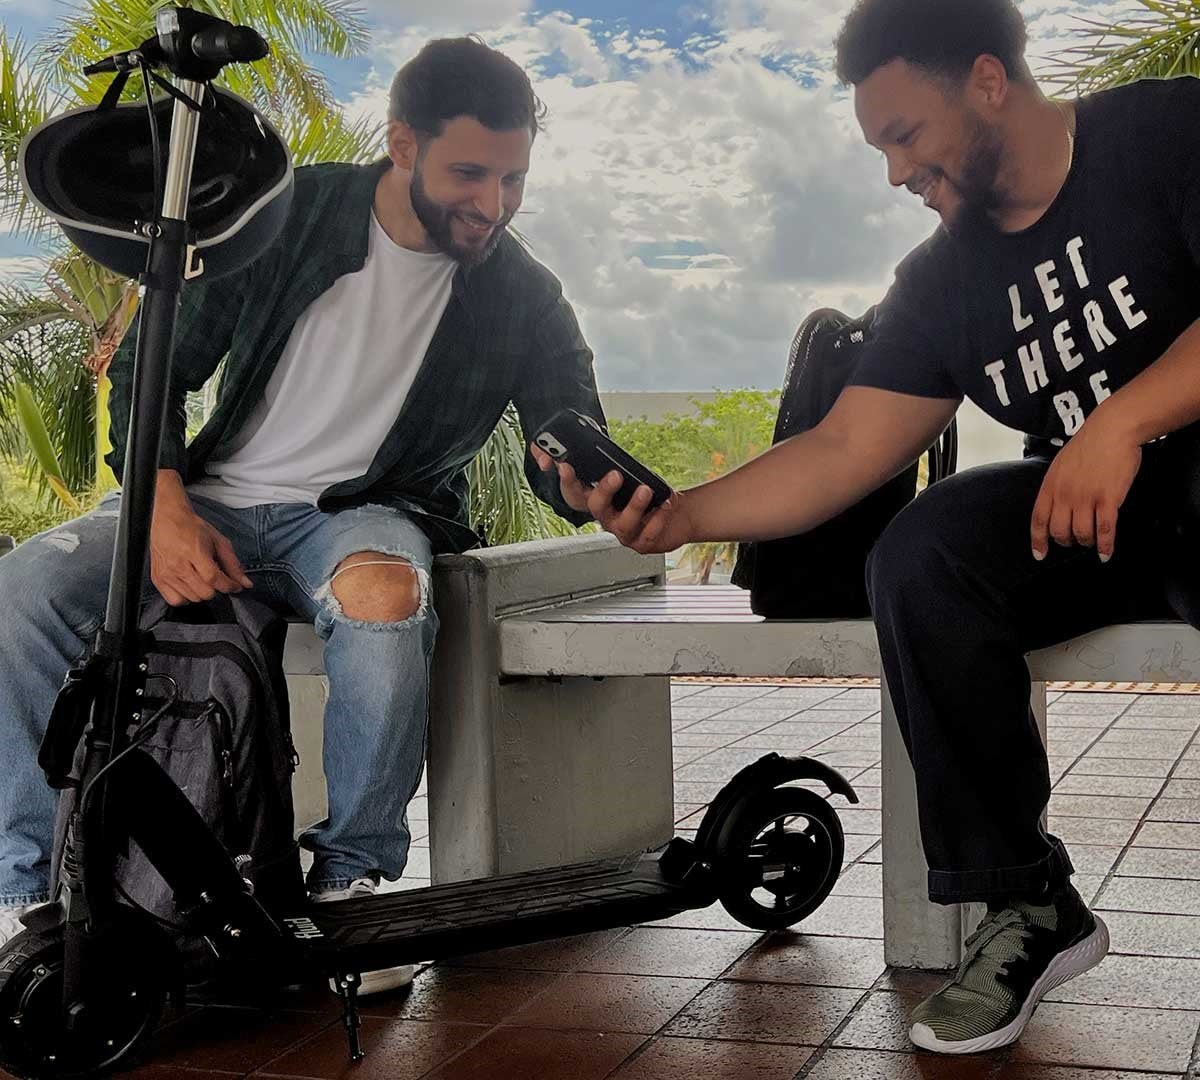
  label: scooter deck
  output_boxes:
[286,848,713,971]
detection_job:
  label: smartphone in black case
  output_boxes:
[534,410,673,511]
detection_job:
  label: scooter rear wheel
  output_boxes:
[0,923,164,1079]
[713,786,844,931]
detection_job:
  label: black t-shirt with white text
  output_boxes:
[850,77,1200,444]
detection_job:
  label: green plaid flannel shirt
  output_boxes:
[107,160,602,553]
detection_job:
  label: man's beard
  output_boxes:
[410,165,510,268]
[937,112,1005,233]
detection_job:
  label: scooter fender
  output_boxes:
[693,752,858,854]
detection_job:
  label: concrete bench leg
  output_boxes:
[428,670,675,884]
[426,537,675,885]
[881,676,1048,969]
[286,673,329,832]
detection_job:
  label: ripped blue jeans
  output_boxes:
[0,493,437,905]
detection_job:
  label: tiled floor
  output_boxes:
[7,680,1200,1079]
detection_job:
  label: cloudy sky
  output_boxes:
[1,0,1139,391]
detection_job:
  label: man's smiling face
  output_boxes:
[855,58,1005,231]
[407,115,532,266]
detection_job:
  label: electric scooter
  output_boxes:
[0,11,858,1075]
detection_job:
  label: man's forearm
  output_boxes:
[156,469,190,507]
[1096,317,1200,445]
[680,425,887,543]
[678,387,960,545]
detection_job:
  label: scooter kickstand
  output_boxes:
[334,971,365,1061]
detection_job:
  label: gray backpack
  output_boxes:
[51,594,305,934]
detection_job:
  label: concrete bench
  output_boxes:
[282,532,1200,970]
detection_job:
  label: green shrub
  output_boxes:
[0,500,68,544]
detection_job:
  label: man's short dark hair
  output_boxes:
[835,0,1030,87]
[388,36,546,139]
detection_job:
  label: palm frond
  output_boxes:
[0,300,94,493]
[48,250,129,329]
[42,0,158,85]
[1043,0,1200,92]
[280,105,383,165]
[208,0,371,60]
[0,282,73,344]
[470,406,593,545]
[0,31,58,238]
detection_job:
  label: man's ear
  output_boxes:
[967,53,1010,111]
[387,121,421,171]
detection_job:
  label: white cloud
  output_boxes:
[352,3,1139,390]
[355,7,943,388]
[357,0,531,33]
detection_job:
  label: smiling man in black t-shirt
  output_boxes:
[533,0,1200,1057]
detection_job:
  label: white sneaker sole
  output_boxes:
[909,914,1110,1055]
[329,965,415,998]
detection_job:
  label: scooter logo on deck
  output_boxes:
[284,916,325,940]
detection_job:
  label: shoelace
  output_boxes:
[952,908,1033,984]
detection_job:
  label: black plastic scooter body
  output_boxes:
[208,753,856,980]
[279,753,855,978]
[285,838,716,975]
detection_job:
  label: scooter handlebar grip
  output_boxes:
[189,24,269,64]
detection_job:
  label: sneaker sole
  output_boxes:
[909,914,1110,1055]
[328,965,415,997]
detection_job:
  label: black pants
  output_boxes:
[866,433,1200,905]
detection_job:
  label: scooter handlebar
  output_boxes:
[82,35,163,75]
[82,16,267,78]
[189,23,269,65]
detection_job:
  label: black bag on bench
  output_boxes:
[730,307,957,618]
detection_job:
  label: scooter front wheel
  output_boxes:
[0,923,165,1079]
[713,786,844,931]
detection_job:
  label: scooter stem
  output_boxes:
[63,74,206,1018]
[102,76,204,649]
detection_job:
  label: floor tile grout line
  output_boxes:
[1188,1016,1200,1080]
[230,1007,345,1080]
[408,1014,539,1080]
[1050,694,1176,905]
[788,981,894,1080]
[590,922,778,1080]
[597,1034,658,1080]
[670,711,878,790]
[410,924,674,1079]
[794,1045,1012,1080]
[668,697,811,761]
[1093,707,1200,907]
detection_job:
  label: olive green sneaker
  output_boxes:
[909,883,1109,1055]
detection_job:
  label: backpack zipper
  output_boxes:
[207,700,244,851]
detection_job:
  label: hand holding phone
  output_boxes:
[533,410,672,511]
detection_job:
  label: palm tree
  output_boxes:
[470,406,593,545]
[1048,0,1200,90]
[0,1,575,544]
[1,1,380,498]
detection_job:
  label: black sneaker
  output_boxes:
[909,882,1109,1054]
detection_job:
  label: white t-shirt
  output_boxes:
[188,212,456,508]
